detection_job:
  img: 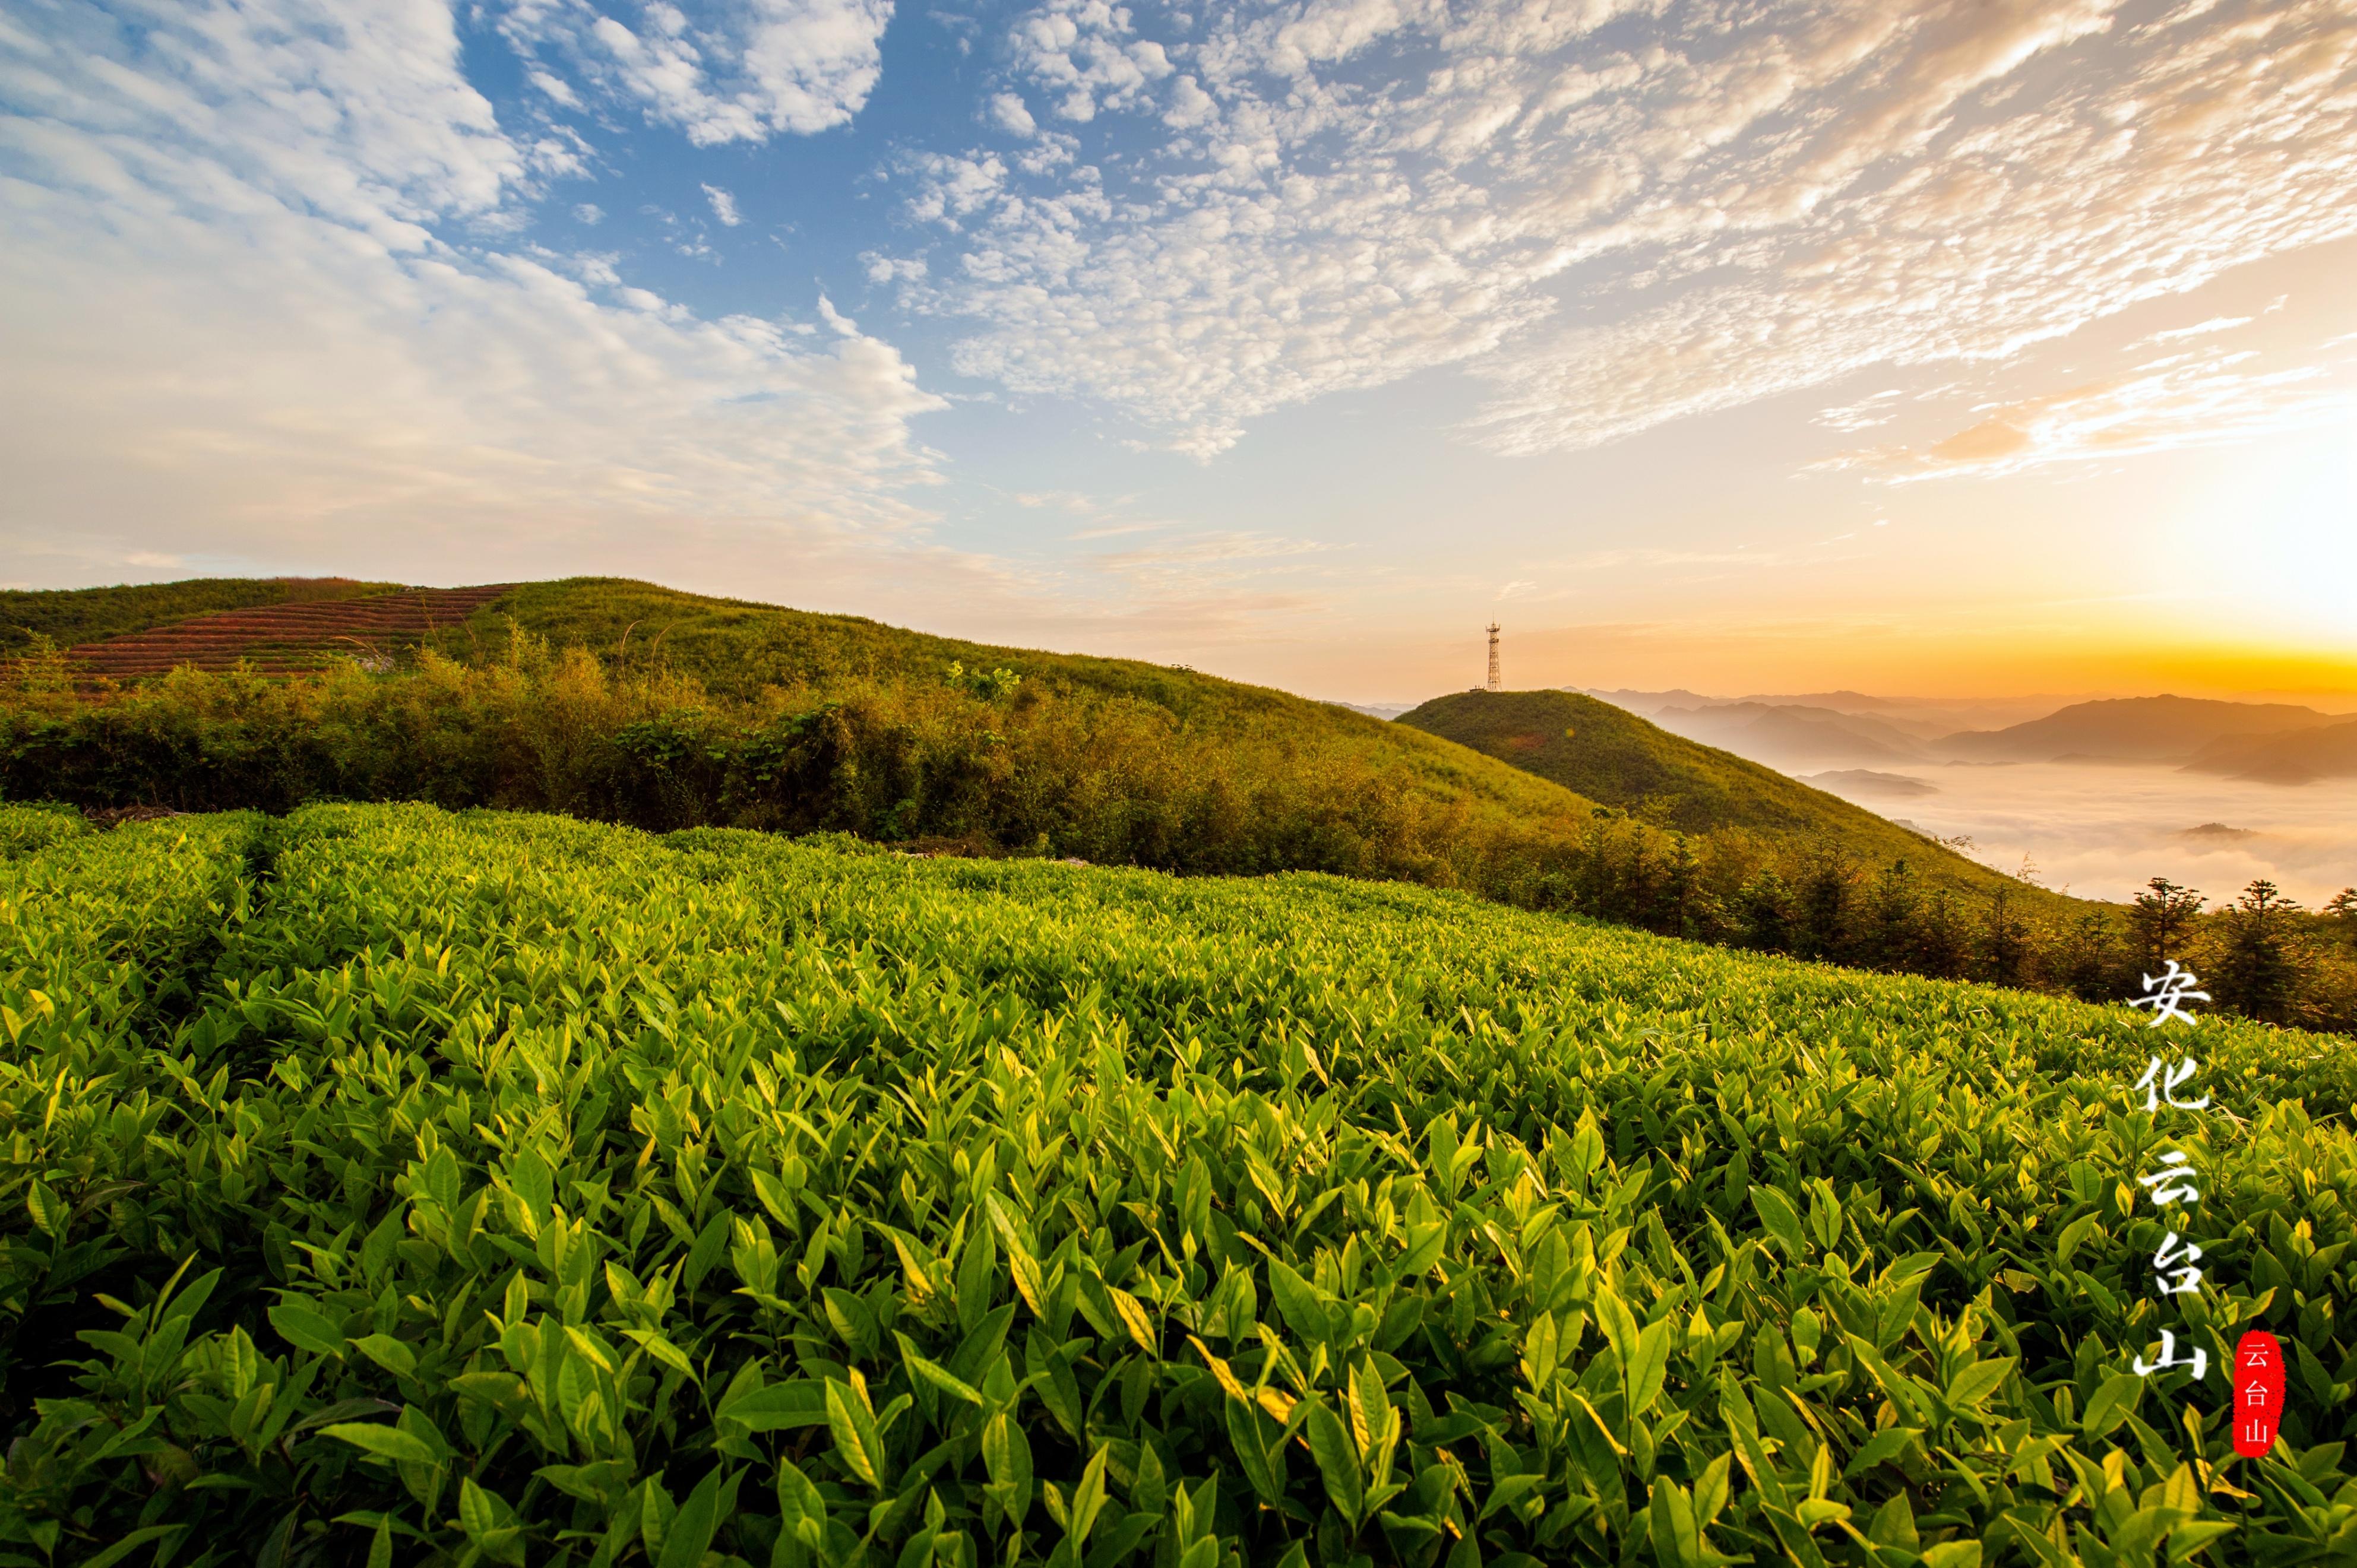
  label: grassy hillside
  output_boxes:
[445,576,1321,720]
[0,576,393,655]
[11,575,1608,848]
[1,578,1640,911]
[1397,688,2036,904]
[3,803,2349,1565]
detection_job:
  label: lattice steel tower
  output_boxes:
[1485,622,1501,691]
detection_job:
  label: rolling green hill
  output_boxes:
[1398,688,2042,903]
[445,576,1323,720]
[2,575,1647,905]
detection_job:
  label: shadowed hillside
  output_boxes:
[1398,687,2045,902]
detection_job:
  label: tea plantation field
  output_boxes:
[3,804,2353,1567]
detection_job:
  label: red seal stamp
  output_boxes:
[2232,1331,2285,1458]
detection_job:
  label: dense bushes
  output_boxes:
[1561,821,2357,1035]
[5,805,2356,1565]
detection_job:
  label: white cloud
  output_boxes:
[1162,74,1214,128]
[1815,389,1905,432]
[704,181,744,223]
[574,201,606,223]
[499,0,894,145]
[988,91,1039,137]
[1007,0,1175,122]
[0,0,947,584]
[529,67,585,107]
[863,251,927,283]
[872,0,2357,459]
[2141,315,2252,344]
[1810,350,2357,480]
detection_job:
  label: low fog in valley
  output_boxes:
[1584,689,2357,906]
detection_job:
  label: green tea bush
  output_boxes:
[0,807,84,862]
[1,804,2353,1566]
[0,812,260,1399]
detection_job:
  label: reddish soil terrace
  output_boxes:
[64,584,518,682]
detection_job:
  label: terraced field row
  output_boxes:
[61,584,515,681]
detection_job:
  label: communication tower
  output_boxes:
[1486,622,1501,691]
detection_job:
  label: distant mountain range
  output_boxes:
[2181,718,2357,784]
[1577,688,2357,781]
[1936,695,2346,764]
[1650,701,1929,766]
[1581,688,2064,735]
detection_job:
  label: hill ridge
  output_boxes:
[1397,686,2043,902]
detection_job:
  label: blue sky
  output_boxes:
[3,0,2353,701]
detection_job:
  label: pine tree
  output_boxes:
[1794,846,1853,962]
[2057,909,2119,1001]
[2127,877,2204,972]
[1659,833,1700,939]
[1982,884,2030,987]
[1619,823,1657,929]
[1737,869,1791,952]
[1918,888,1966,979]
[2210,878,2303,1025]
[1866,859,1921,971]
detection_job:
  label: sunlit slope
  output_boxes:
[4,803,2345,1564]
[1400,687,2045,901]
[470,576,1311,716]
[466,575,1625,826]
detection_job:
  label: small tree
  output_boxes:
[2057,909,2119,1001]
[1918,889,1966,979]
[1793,846,1853,962]
[2209,878,2304,1025]
[2128,877,2205,971]
[1866,859,1921,971]
[1982,884,2030,987]
[1656,832,1700,937]
[1737,869,1791,952]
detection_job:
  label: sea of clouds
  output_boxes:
[1814,760,2357,908]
